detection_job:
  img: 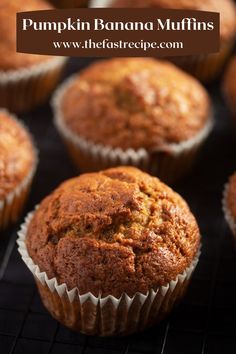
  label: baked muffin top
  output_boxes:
[112,0,236,42]
[26,166,200,297]
[0,0,53,71]
[60,58,211,151]
[0,111,36,199]
[225,172,236,221]
[224,56,236,111]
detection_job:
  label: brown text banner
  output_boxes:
[17,9,220,57]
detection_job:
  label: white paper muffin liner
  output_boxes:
[52,74,213,183]
[0,110,38,231]
[223,73,236,121]
[17,209,200,336]
[170,41,235,83]
[222,183,236,238]
[0,57,67,113]
[90,0,113,6]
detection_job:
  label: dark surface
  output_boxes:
[0,58,236,354]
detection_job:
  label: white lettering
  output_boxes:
[22,19,33,30]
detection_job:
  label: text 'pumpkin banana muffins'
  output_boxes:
[0,110,38,231]
[223,172,236,241]
[91,0,236,83]
[18,166,200,336]
[53,58,213,184]
[0,0,67,113]
[223,56,236,119]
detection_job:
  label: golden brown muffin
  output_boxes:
[26,166,200,298]
[112,0,236,44]
[0,110,37,230]
[223,172,236,242]
[50,0,89,7]
[108,0,236,82]
[60,58,211,151]
[0,111,36,199]
[0,0,54,71]
[224,56,236,117]
[224,173,236,221]
[0,0,67,113]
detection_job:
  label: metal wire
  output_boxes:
[0,58,236,354]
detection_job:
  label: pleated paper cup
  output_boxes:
[90,0,113,6]
[17,209,200,336]
[223,91,236,121]
[52,75,213,184]
[170,41,235,83]
[222,183,236,240]
[0,112,38,231]
[223,68,236,122]
[0,57,67,114]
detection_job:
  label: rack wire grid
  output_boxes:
[0,58,236,354]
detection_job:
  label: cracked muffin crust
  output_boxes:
[111,0,236,43]
[224,56,236,117]
[61,58,211,151]
[26,166,200,298]
[0,111,36,199]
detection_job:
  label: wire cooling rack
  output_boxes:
[0,58,236,354]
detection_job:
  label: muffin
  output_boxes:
[18,166,200,336]
[50,0,89,7]
[0,0,67,113]
[53,58,212,184]
[223,172,236,240]
[0,110,37,231]
[91,0,236,83]
[223,56,236,118]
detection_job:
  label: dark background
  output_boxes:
[0,57,236,354]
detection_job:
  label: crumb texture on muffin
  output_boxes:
[26,166,200,297]
[224,56,236,112]
[61,58,211,151]
[225,172,236,221]
[112,0,236,42]
[0,0,53,71]
[0,111,35,199]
